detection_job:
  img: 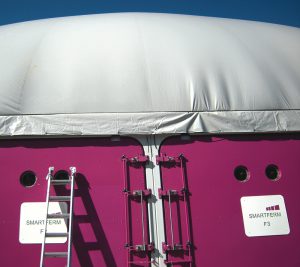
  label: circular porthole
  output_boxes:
[54,170,69,180]
[20,171,37,187]
[265,164,280,180]
[234,166,249,182]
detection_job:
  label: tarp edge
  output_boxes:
[0,110,299,136]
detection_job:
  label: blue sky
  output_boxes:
[0,0,299,27]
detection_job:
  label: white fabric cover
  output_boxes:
[0,13,299,136]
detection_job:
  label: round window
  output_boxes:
[20,171,37,187]
[234,166,249,182]
[265,164,280,180]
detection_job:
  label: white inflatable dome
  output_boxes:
[0,13,299,136]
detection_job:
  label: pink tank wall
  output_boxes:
[1,134,300,267]
[0,138,151,267]
[159,134,300,267]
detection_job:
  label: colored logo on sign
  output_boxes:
[266,205,280,211]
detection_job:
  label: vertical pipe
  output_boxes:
[168,190,174,247]
[122,157,130,267]
[179,156,192,266]
[140,191,146,250]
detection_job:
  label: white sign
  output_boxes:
[241,195,290,237]
[19,202,68,244]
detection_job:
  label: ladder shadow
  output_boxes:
[55,173,117,267]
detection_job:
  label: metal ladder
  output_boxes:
[40,166,76,267]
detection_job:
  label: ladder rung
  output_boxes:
[45,232,68,238]
[44,252,68,258]
[49,196,71,201]
[47,213,70,219]
[51,179,71,185]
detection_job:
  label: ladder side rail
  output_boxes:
[67,167,76,267]
[40,167,54,267]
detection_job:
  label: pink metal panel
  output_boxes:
[0,138,150,267]
[159,134,300,267]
